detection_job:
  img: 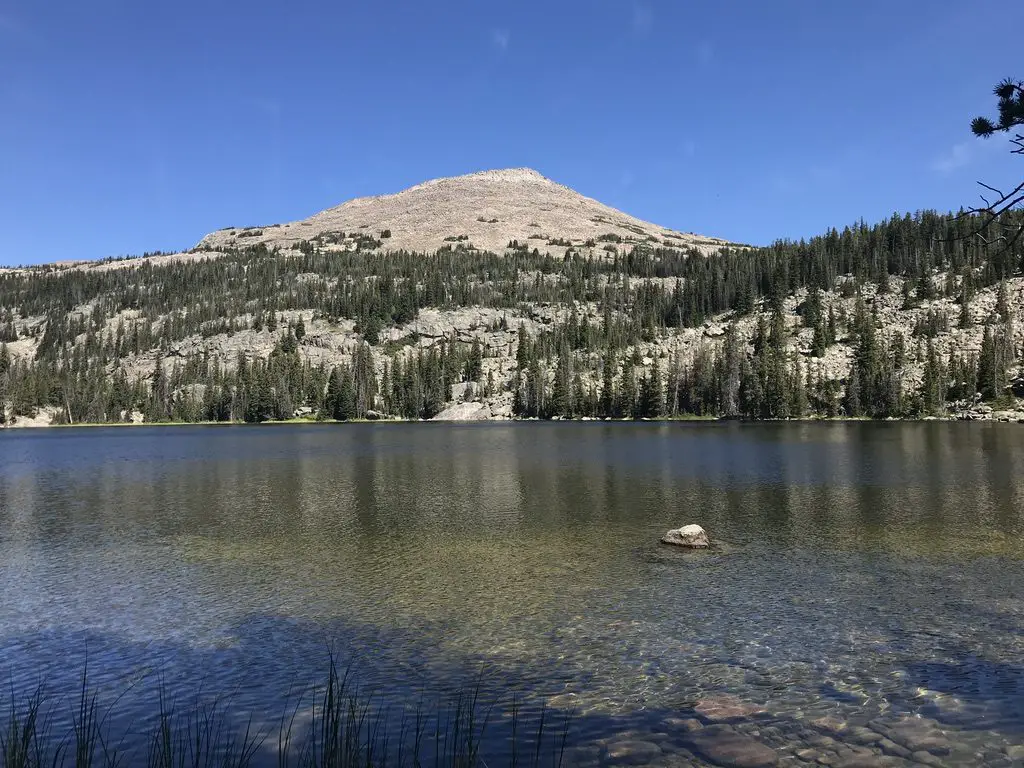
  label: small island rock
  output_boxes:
[661,524,710,548]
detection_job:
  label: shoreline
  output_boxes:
[2,413,1022,430]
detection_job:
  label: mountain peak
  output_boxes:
[197,169,729,256]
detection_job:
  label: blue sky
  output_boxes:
[1,0,1021,265]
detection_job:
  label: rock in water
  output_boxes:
[687,725,777,768]
[661,524,710,548]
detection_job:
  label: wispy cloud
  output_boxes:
[931,140,974,174]
[631,4,653,35]
[491,28,510,52]
[929,136,1005,174]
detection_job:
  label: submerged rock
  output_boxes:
[661,524,710,548]
[687,724,777,767]
[604,740,663,764]
[693,693,766,723]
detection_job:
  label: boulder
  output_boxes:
[431,402,489,421]
[661,524,710,548]
[693,693,765,722]
[604,740,663,764]
[686,725,777,768]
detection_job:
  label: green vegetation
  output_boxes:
[0,658,571,768]
[969,77,1023,252]
[0,206,1023,425]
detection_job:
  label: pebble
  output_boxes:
[876,737,911,759]
[605,739,664,764]
[811,717,849,738]
[809,736,838,749]
[664,717,705,733]
[830,755,899,768]
[845,726,883,746]
[887,719,950,755]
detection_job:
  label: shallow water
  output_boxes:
[1,422,1023,766]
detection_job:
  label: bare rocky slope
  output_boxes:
[196,168,730,257]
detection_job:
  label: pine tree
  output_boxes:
[790,355,808,418]
[997,280,1011,321]
[920,338,946,415]
[526,356,546,418]
[845,364,863,417]
[339,368,357,420]
[351,343,377,417]
[739,356,762,418]
[640,358,664,418]
[465,338,484,381]
[600,354,615,418]
[550,344,573,418]
[616,361,637,419]
[959,270,974,328]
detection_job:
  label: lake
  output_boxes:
[1,422,1023,767]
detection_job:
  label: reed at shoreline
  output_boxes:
[1,657,571,768]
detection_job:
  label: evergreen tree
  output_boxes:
[845,364,863,417]
[600,354,615,418]
[639,358,664,418]
[616,360,637,419]
[465,338,484,381]
[550,344,573,417]
[336,367,356,420]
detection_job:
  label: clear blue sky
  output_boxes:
[1,0,1021,265]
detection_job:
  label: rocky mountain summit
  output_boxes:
[196,168,730,258]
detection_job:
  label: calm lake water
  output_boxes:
[1,422,1024,766]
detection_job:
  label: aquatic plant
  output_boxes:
[0,655,571,768]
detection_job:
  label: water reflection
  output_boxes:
[1,422,1024,764]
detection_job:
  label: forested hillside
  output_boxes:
[1,204,1023,426]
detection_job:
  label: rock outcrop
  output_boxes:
[431,402,490,421]
[661,524,710,548]
[687,724,778,768]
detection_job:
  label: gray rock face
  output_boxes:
[431,402,489,421]
[686,724,777,768]
[661,524,710,548]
